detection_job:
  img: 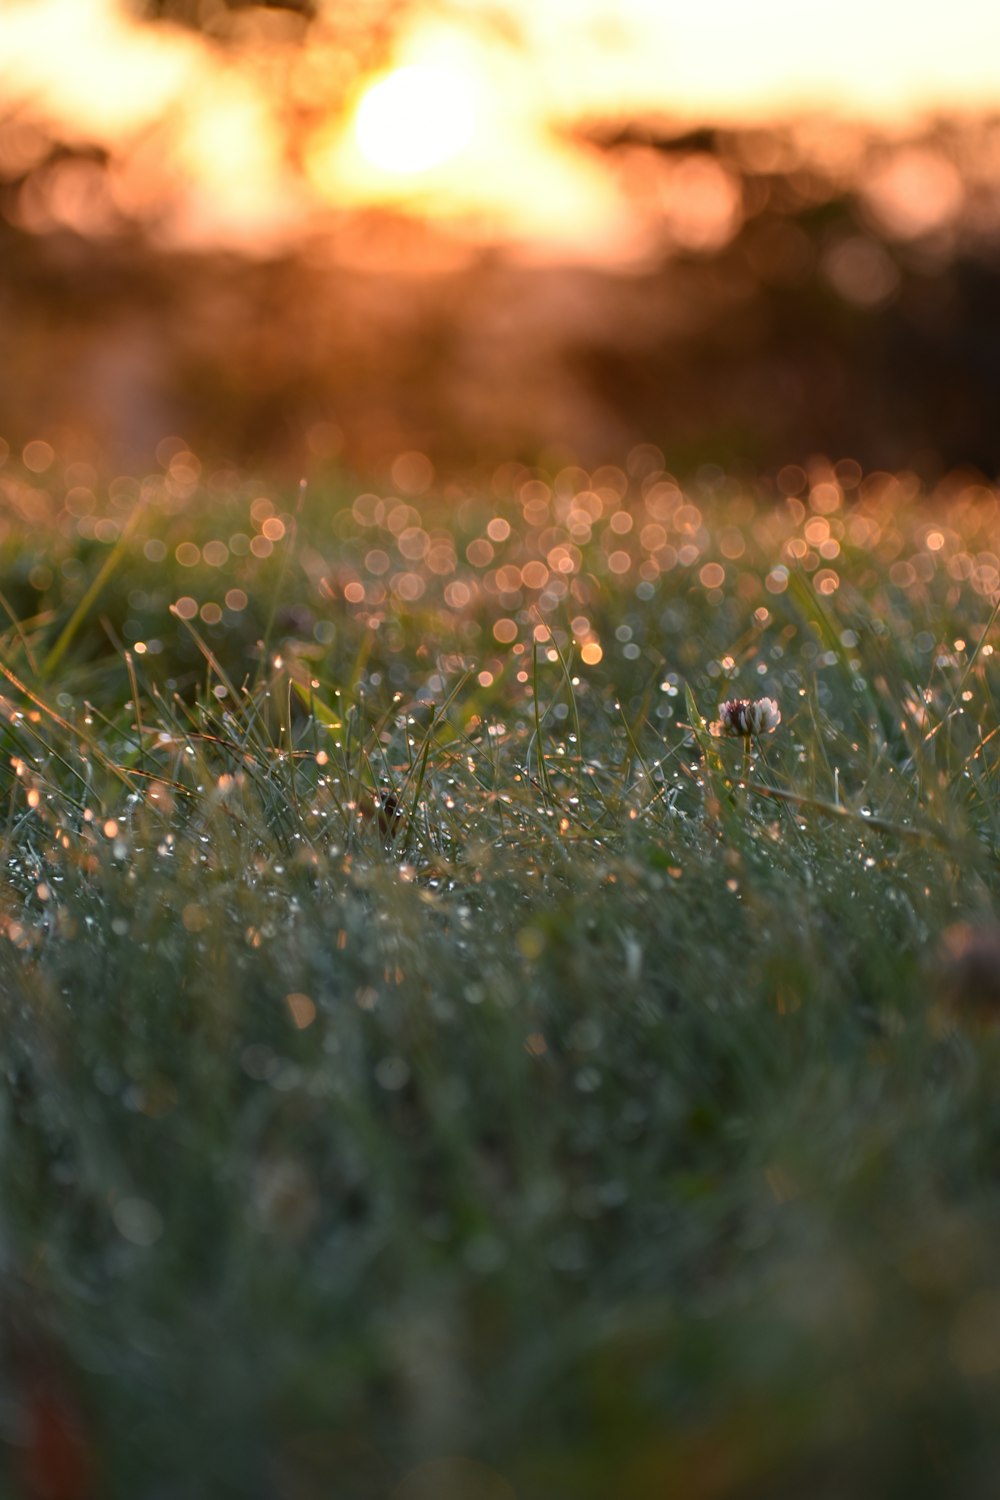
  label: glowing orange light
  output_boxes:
[353,64,478,175]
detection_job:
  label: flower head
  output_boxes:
[711,696,781,739]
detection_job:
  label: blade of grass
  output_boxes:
[683,681,733,826]
[0,589,39,676]
[254,478,307,693]
[745,780,957,847]
[41,507,141,680]
[527,637,554,806]
[0,655,133,792]
[168,606,262,752]
[957,591,1000,700]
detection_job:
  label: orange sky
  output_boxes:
[1,0,999,259]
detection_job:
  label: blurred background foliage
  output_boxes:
[134,0,320,22]
[134,0,321,23]
[1,2,999,479]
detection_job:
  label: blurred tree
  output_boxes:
[128,0,524,48]
[132,0,319,25]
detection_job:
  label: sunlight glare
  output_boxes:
[353,65,478,175]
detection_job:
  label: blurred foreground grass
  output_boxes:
[1,452,1000,1498]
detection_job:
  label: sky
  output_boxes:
[485,0,1000,120]
[1,0,998,259]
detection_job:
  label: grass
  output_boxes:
[0,451,1000,1498]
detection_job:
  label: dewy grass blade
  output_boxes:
[0,654,134,791]
[957,590,1000,701]
[544,607,584,797]
[529,636,554,805]
[0,588,40,676]
[254,478,307,693]
[683,680,732,822]
[42,505,142,680]
[168,605,257,745]
[290,677,342,733]
[124,649,145,767]
[785,567,892,747]
[745,779,957,847]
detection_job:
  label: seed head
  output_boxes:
[712,697,781,739]
[359,788,405,840]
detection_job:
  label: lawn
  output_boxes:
[1,450,999,1499]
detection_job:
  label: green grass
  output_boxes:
[1,454,999,1498]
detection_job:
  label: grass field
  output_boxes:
[1,450,1000,1499]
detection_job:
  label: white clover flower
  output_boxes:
[711,696,781,739]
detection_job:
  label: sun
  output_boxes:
[353,63,478,176]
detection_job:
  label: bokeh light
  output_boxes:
[353,64,479,176]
